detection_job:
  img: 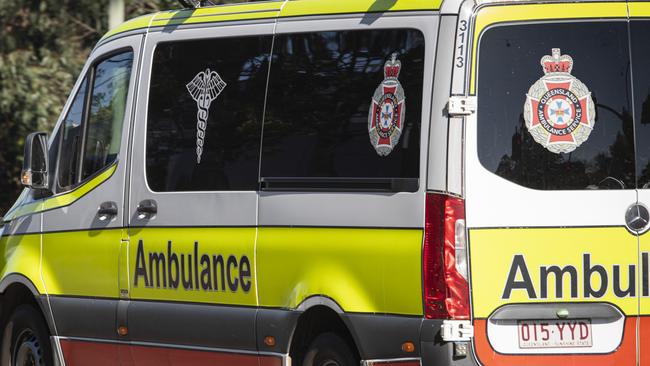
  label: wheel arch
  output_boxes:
[0,273,54,337]
[288,296,363,366]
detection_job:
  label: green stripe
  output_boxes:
[5,164,117,221]
[99,0,442,42]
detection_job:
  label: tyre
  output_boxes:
[1,305,53,366]
[302,333,357,366]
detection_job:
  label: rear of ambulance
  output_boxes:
[423,1,640,366]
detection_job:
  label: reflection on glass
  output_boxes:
[146,36,272,192]
[82,51,133,180]
[58,77,88,190]
[261,29,425,180]
[477,22,635,190]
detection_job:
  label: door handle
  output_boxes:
[137,199,157,219]
[98,201,118,221]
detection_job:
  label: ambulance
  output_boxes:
[1,0,648,365]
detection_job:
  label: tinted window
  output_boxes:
[260,29,425,188]
[57,77,88,191]
[82,52,133,180]
[146,36,271,192]
[631,21,650,188]
[477,22,635,190]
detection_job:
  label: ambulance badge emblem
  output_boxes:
[523,48,595,154]
[368,53,406,156]
[186,69,227,164]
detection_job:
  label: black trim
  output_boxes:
[260,177,419,193]
[48,296,118,340]
[256,308,302,353]
[127,299,257,351]
[343,313,423,360]
[47,294,426,318]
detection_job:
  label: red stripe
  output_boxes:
[60,339,282,366]
[640,316,650,366]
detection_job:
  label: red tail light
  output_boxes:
[423,193,470,319]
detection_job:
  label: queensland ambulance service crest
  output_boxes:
[368,53,406,156]
[186,69,227,164]
[523,48,595,154]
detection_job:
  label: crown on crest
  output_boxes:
[384,53,402,79]
[540,48,573,74]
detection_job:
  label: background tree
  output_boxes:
[0,0,242,214]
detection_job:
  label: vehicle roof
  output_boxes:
[100,0,443,42]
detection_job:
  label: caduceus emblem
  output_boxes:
[186,69,227,164]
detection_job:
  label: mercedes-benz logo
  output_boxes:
[625,203,650,233]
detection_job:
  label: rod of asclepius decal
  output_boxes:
[186,69,227,164]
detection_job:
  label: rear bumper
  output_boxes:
[420,319,480,366]
[345,315,480,366]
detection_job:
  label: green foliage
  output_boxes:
[0,0,101,213]
[0,0,255,213]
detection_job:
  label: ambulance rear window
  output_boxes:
[476,21,635,190]
[260,29,424,192]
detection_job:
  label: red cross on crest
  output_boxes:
[524,49,595,154]
[368,53,406,156]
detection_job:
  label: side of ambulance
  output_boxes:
[0,1,451,366]
[2,0,649,366]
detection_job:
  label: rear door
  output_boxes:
[463,3,637,365]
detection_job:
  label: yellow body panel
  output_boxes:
[629,2,650,17]
[0,233,44,293]
[470,2,628,94]
[41,229,122,298]
[470,227,638,318]
[127,227,257,306]
[150,2,282,27]
[279,0,441,18]
[640,233,650,316]
[257,227,423,315]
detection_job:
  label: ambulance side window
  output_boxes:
[476,22,635,190]
[260,29,424,189]
[55,50,133,192]
[81,52,133,180]
[57,77,88,191]
[145,35,271,192]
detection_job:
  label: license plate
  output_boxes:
[518,319,592,349]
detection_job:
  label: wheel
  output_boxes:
[1,305,53,366]
[302,333,357,366]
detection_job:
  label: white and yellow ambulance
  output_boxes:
[2,0,649,365]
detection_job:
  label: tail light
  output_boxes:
[423,193,470,319]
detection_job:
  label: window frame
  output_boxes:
[53,47,134,194]
[143,35,272,193]
[473,19,635,191]
[258,27,426,193]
